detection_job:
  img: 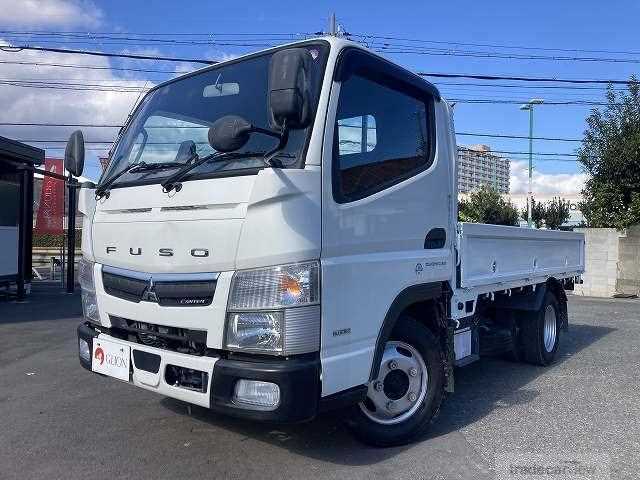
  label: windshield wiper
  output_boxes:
[95,161,183,199]
[161,151,280,193]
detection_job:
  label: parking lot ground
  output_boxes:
[1,285,638,479]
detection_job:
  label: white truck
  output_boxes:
[69,36,585,446]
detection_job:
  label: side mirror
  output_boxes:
[268,48,312,129]
[208,115,253,152]
[64,130,85,177]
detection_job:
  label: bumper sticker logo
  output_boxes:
[94,346,105,365]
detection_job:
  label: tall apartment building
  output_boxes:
[457,144,510,193]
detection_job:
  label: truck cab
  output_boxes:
[73,36,583,446]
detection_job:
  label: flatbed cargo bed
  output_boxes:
[457,222,585,290]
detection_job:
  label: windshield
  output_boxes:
[103,43,328,188]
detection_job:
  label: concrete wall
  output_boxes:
[575,226,640,298]
[617,225,640,296]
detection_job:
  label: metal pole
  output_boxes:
[16,168,30,300]
[65,175,77,293]
[527,106,534,228]
[329,12,336,36]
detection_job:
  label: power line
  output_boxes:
[435,81,627,92]
[0,122,586,143]
[2,42,638,86]
[0,81,146,93]
[0,76,153,84]
[1,38,280,49]
[419,72,636,86]
[4,29,640,64]
[10,37,638,64]
[0,78,624,101]
[0,30,626,58]
[0,122,122,127]
[0,59,186,74]
[0,44,216,64]
[11,138,580,156]
[0,30,307,38]
[350,32,640,57]
[450,98,611,106]
[0,78,148,92]
[371,45,640,64]
[489,149,578,157]
[456,132,582,142]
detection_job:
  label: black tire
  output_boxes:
[518,290,561,366]
[347,316,445,447]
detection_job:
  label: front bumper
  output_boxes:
[78,323,320,422]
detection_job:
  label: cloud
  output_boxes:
[0,0,103,28]
[0,39,151,180]
[202,46,239,64]
[509,160,587,195]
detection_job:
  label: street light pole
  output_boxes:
[528,106,534,227]
[520,99,544,228]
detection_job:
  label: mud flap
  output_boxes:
[444,323,455,393]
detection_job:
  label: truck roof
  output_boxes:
[148,36,441,101]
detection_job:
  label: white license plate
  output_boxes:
[92,338,131,381]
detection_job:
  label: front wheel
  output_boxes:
[347,317,445,447]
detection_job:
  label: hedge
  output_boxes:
[33,232,82,248]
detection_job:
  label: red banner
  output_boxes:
[35,158,65,234]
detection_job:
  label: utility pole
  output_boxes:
[528,107,533,224]
[520,99,544,228]
[329,12,337,36]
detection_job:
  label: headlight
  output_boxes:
[225,261,320,355]
[226,311,284,353]
[78,257,100,323]
[228,261,319,309]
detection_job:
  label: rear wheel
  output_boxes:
[519,290,561,365]
[347,316,444,447]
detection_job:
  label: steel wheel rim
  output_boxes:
[359,341,428,425]
[543,304,557,352]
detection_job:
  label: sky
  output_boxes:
[0,0,638,194]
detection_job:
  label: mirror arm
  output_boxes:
[249,125,281,140]
[260,119,289,167]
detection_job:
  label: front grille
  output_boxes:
[101,266,218,306]
[110,316,207,354]
[102,271,147,302]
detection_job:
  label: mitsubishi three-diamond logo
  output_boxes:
[141,278,159,302]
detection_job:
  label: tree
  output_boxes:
[521,197,546,228]
[577,77,640,229]
[545,197,571,230]
[521,196,571,229]
[459,185,520,226]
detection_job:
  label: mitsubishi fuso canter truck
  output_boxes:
[69,36,585,446]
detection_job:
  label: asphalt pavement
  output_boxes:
[0,284,638,479]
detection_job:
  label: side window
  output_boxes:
[333,73,433,202]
